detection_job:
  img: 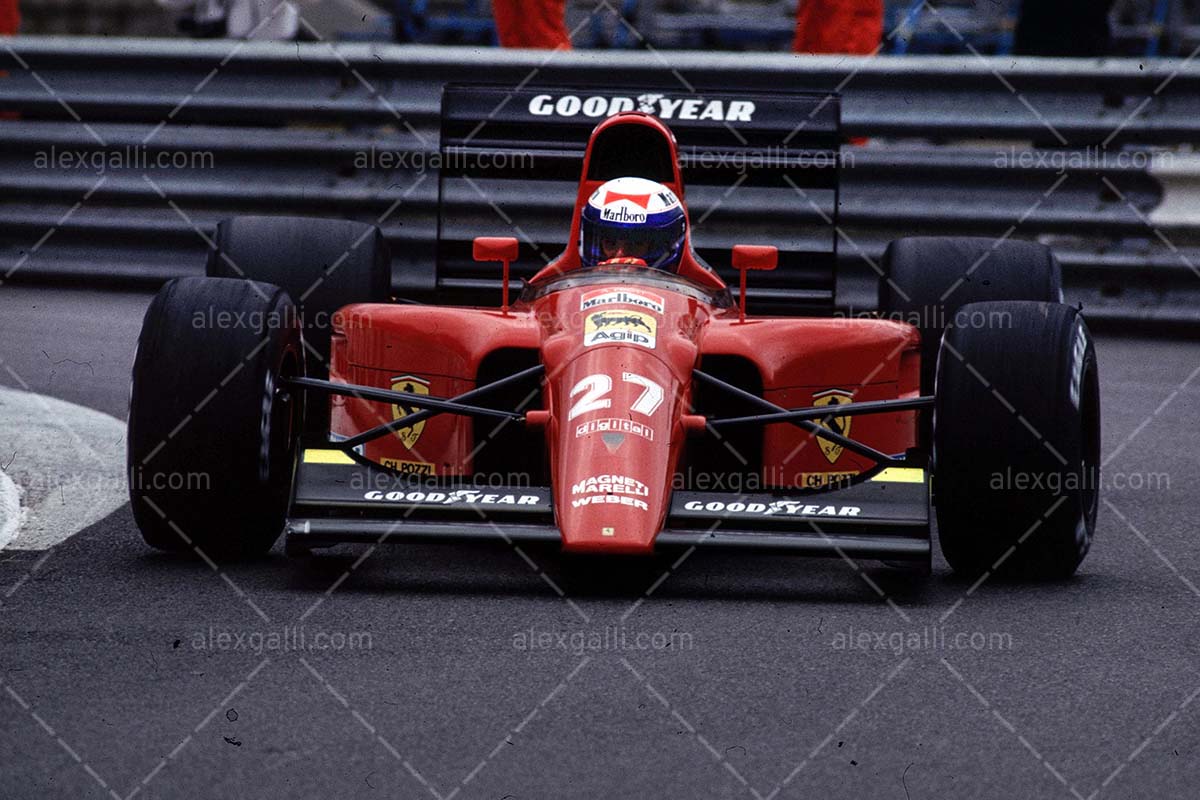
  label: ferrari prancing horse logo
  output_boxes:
[390,375,430,450]
[813,389,853,464]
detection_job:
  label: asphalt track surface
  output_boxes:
[1,284,1198,800]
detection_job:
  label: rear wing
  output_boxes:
[436,84,842,315]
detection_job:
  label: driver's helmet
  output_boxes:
[579,176,687,272]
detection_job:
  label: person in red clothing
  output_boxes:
[491,1,880,54]
[1,0,18,121]
[492,0,571,49]
[0,0,19,35]
[792,0,883,55]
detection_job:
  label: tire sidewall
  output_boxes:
[933,302,1099,578]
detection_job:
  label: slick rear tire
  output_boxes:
[208,215,390,437]
[934,301,1099,580]
[880,237,1063,398]
[206,215,391,379]
[128,277,302,560]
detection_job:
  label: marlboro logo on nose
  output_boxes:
[604,191,651,208]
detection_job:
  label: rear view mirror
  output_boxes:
[472,236,520,313]
[732,244,778,272]
[473,236,519,263]
[731,245,778,322]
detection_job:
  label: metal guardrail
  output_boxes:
[6,38,1200,140]
[2,37,1199,328]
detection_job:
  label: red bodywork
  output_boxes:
[328,114,921,554]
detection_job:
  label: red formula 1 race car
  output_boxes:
[128,86,1099,579]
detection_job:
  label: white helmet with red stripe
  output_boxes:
[579,176,686,272]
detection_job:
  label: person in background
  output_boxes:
[491,1,884,54]
[156,0,301,39]
[1,0,17,121]
[491,0,571,49]
[792,0,883,55]
[225,0,300,38]
[0,0,18,34]
[791,0,881,147]
[1015,0,1116,57]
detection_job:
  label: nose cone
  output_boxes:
[536,281,708,555]
[552,349,678,554]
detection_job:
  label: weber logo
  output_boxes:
[571,494,648,511]
[528,93,756,123]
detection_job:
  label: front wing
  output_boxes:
[286,450,931,562]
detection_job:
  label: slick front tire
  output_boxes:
[128,277,302,559]
[933,301,1099,580]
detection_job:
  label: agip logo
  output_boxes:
[812,389,853,464]
[583,310,657,349]
[389,375,430,450]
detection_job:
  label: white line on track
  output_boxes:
[0,387,127,550]
[0,468,23,549]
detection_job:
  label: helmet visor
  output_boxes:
[582,218,684,271]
